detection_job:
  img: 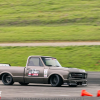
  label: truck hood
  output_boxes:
[49,67,86,73]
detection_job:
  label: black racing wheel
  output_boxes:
[19,82,29,85]
[2,74,14,85]
[50,75,63,87]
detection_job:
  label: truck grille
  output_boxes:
[68,73,87,79]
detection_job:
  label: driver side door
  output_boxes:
[25,57,44,83]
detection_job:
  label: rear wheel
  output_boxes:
[19,82,29,85]
[2,74,14,85]
[50,75,63,87]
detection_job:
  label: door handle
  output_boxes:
[27,68,30,70]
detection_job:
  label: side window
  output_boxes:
[28,57,43,66]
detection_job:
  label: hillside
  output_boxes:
[0,0,100,42]
[0,46,100,71]
[0,0,100,26]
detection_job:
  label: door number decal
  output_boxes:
[44,69,48,77]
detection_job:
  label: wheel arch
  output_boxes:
[48,73,63,84]
[0,72,13,80]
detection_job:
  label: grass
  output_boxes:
[0,25,100,42]
[0,0,100,42]
[0,46,100,71]
[0,0,100,26]
[0,0,100,71]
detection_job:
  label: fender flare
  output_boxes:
[48,72,64,84]
[0,71,13,80]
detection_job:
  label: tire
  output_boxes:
[19,82,29,85]
[2,74,14,85]
[50,75,63,87]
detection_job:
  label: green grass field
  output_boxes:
[0,0,100,42]
[0,0,100,26]
[0,25,100,42]
[0,46,100,71]
[0,0,100,71]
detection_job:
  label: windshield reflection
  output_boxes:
[41,57,62,67]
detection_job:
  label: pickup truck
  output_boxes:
[0,56,87,87]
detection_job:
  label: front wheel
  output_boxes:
[19,82,29,85]
[50,75,63,87]
[2,74,14,85]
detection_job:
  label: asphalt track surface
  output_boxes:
[0,42,100,46]
[0,72,100,100]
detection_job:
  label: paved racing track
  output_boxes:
[0,72,100,100]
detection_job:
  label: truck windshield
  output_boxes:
[41,57,62,67]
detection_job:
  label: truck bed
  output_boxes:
[0,66,25,82]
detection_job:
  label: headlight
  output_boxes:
[85,74,87,79]
[68,73,72,78]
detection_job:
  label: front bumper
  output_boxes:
[63,79,87,86]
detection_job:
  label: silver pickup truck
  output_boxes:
[0,56,87,87]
